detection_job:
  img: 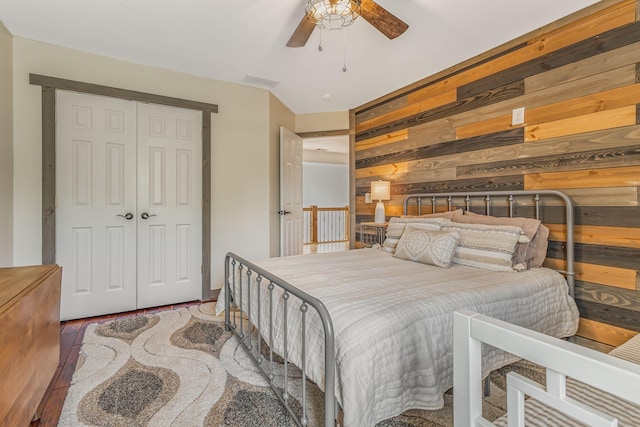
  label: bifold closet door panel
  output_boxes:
[136,103,203,309]
[56,91,138,320]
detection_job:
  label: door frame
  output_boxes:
[30,74,218,301]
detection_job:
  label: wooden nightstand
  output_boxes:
[359,222,388,247]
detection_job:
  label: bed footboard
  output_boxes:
[453,310,640,427]
[224,252,337,427]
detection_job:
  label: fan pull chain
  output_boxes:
[318,28,323,52]
[343,28,347,72]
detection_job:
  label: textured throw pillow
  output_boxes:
[382,217,448,253]
[528,223,550,268]
[393,227,460,268]
[453,212,540,268]
[442,222,527,272]
[454,211,545,269]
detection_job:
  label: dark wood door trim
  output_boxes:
[296,129,349,138]
[30,74,218,113]
[31,74,216,301]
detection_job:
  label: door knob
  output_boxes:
[278,210,292,215]
[117,212,134,220]
[141,212,157,220]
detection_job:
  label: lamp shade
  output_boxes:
[370,180,390,201]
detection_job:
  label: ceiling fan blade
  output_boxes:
[360,0,409,40]
[286,15,316,47]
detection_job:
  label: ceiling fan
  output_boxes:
[286,0,409,48]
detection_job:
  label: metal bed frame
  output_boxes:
[224,190,576,427]
[224,253,337,426]
[402,190,575,297]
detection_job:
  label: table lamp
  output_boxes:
[370,180,390,224]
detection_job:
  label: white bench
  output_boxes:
[453,310,640,427]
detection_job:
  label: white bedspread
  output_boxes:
[215,249,579,427]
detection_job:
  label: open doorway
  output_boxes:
[302,135,350,254]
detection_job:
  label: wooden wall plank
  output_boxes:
[525,41,640,93]
[545,205,640,227]
[577,318,638,347]
[544,258,638,289]
[557,187,639,206]
[456,115,515,140]
[527,82,640,125]
[408,117,456,138]
[577,299,640,332]
[524,105,637,142]
[547,241,640,269]
[352,0,629,115]
[526,0,636,45]
[391,174,524,195]
[577,281,640,312]
[355,167,457,187]
[356,81,524,141]
[356,90,457,133]
[547,241,640,270]
[407,80,456,104]
[355,162,409,179]
[459,64,636,129]
[355,96,408,124]
[357,125,456,161]
[457,79,640,139]
[413,125,640,177]
[525,164,640,190]
[458,144,640,179]
[458,204,640,227]
[547,223,640,249]
[424,0,634,107]
[356,128,523,169]
[458,15,640,99]
[355,130,409,152]
[457,204,640,227]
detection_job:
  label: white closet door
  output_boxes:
[136,103,202,308]
[56,91,138,320]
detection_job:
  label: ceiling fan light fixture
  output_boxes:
[305,0,361,31]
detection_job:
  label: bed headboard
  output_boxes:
[401,190,575,298]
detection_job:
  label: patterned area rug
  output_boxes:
[58,302,543,426]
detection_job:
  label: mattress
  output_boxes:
[216,248,580,427]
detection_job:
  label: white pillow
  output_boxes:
[441,222,527,272]
[393,226,460,268]
[382,217,447,253]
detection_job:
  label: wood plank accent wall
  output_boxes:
[352,0,640,347]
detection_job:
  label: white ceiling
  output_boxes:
[0,0,599,114]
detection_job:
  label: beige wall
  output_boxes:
[0,21,13,267]
[269,93,296,257]
[11,37,275,289]
[295,111,349,133]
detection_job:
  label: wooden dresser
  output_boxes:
[0,264,62,426]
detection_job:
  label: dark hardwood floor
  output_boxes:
[30,301,204,427]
